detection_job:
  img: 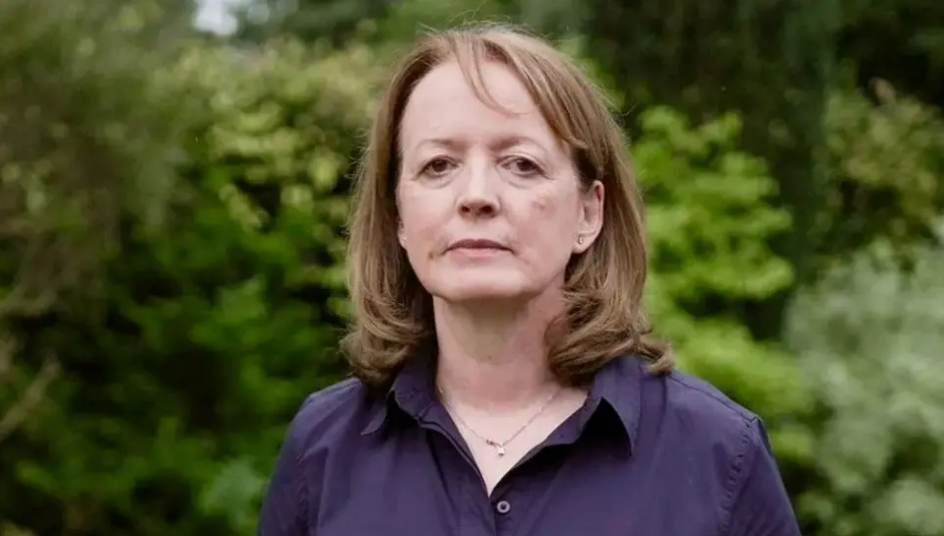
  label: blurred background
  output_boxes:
[1,0,943,534]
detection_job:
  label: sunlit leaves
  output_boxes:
[632,106,808,462]
[636,107,794,302]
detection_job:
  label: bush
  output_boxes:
[634,107,810,465]
[819,81,944,263]
[0,35,381,536]
[786,223,944,536]
[0,1,196,533]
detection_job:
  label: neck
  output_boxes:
[433,291,564,412]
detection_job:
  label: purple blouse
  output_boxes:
[257,353,801,536]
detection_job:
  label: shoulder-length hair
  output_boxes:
[343,24,671,389]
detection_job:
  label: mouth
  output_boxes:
[446,238,510,254]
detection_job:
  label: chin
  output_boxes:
[426,272,535,303]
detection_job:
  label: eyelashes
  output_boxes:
[421,157,455,177]
[418,155,546,179]
[504,156,542,177]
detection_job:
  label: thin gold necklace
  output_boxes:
[437,386,562,457]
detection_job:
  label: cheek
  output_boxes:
[517,189,574,236]
[519,187,554,218]
[397,186,449,248]
[512,189,581,263]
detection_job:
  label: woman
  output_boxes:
[258,24,801,536]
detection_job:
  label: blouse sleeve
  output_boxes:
[257,410,310,536]
[723,418,802,536]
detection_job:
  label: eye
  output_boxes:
[420,157,456,177]
[503,156,543,178]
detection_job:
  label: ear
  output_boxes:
[573,180,604,254]
[397,220,406,248]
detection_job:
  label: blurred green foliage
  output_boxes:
[0,0,192,315]
[787,225,944,536]
[633,108,811,466]
[820,81,944,261]
[2,0,944,535]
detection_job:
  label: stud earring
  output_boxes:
[576,235,585,245]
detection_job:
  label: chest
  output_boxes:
[311,430,722,536]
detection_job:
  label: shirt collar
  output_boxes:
[362,351,644,454]
[584,354,643,451]
[361,350,438,435]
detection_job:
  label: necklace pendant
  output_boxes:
[496,445,506,457]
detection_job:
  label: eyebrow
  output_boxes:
[412,134,546,154]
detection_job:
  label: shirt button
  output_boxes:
[495,500,511,515]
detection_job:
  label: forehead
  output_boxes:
[399,59,560,152]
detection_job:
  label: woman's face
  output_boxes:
[396,59,603,306]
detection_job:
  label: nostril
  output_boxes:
[458,201,498,216]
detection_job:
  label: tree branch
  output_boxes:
[0,352,59,444]
[0,335,14,383]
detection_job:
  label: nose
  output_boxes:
[456,160,500,218]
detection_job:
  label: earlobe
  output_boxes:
[573,181,604,253]
[574,233,588,253]
[573,230,598,253]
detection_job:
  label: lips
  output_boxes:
[446,238,509,252]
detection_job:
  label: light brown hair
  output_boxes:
[343,24,671,389]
